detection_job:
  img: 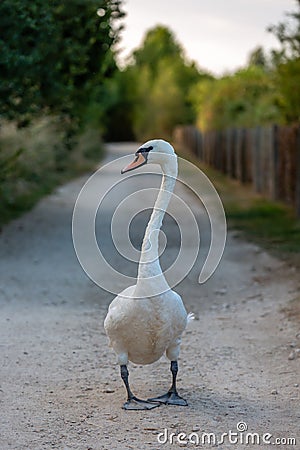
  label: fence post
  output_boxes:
[216,130,221,171]
[296,125,300,217]
[203,132,207,164]
[221,130,226,173]
[253,126,262,192]
[236,128,247,183]
[231,128,237,178]
[270,124,279,200]
[235,128,241,181]
[196,128,203,160]
[225,128,231,176]
[245,128,252,183]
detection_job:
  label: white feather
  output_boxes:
[187,312,195,324]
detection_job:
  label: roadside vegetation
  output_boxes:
[0,118,103,225]
[178,147,300,267]
[209,166,300,261]
[1,0,299,243]
[0,0,123,226]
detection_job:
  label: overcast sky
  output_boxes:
[116,0,295,75]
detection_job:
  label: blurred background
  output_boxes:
[0,0,299,257]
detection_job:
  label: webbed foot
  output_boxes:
[123,396,160,410]
[148,391,188,406]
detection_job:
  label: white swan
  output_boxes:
[104,139,192,410]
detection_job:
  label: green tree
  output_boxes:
[191,66,280,131]
[247,46,268,68]
[268,0,300,122]
[0,0,124,125]
[122,25,210,140]
[275,58,300,122]
[132,26,183,77]
[101,68,136,141]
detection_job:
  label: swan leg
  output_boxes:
[120,365,160,410]
[148,361,188,406]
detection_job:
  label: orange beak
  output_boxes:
[121,152,147,174]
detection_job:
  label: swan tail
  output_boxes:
[187,312,195,325]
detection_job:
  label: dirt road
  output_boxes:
[0,143,299,450]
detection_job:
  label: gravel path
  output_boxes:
[0,143,299,450]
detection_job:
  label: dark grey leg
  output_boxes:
[148,361,188,406]
[120,365,160,410]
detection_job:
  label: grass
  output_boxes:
[0,174,58,226]
[227,199,300,253]
[177,147,300,265]
[0,118,104,228]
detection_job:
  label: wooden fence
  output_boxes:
[173,124,300,217]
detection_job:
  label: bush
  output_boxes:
[0,117,103,225]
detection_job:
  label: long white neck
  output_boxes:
[135,155,178,297]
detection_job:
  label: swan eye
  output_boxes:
[136,146,153,154]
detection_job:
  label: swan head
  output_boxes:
[121,139,176,174]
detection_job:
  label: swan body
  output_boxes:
[105,287,187,366]
[104,139,190,409]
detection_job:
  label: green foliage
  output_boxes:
[189,2,300,131]
[0,148,23,185]
[0,0,124,225]
[0,118,103,226]
[227,198,300,254]
[0,0,124,124]
[132,26,183,77]
[276,58,300,122]
[268,1,300,122]
[119,25,210,140]
[191,66,281,131]
[0,1,53,121]
[103,68,136,141]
